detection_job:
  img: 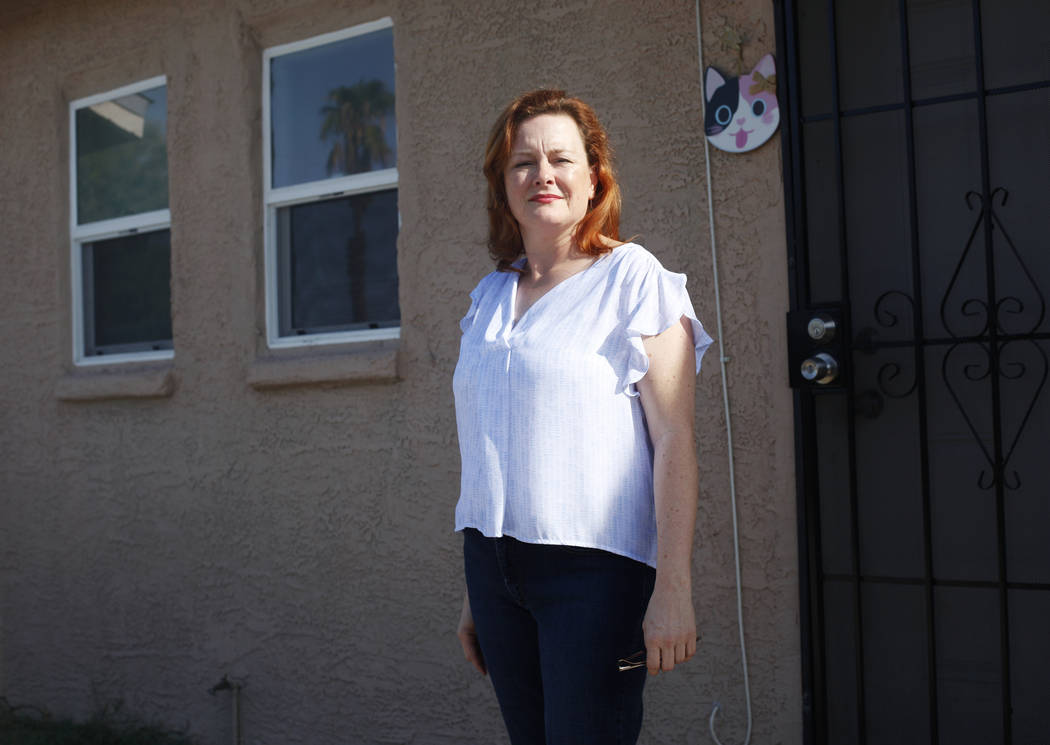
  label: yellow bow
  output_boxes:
[749,72,777,97]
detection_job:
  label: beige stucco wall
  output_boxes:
[0,0,799,743]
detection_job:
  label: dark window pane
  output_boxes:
[816,394,853,575]
[842,110,913,345]
[76,85,168,224]
[835,3,904,111]
[277,189,399,336]
[82,229,172,355]
[822,580,861,743]
[862,583,931,745]
[270,27,396,188]
[1009,589,1050,742]
[797,0,833,118]
[934,586,1002,745]
[803,120,842,303]
[906,0,976,100]
[981,0,1050,90]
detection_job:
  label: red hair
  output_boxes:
[483,89,622,271]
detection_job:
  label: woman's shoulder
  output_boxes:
[604,241,667,278]
[470,266,513,294]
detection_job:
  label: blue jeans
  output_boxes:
[463,528,656,745]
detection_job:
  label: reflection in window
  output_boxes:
[277,190,399,335]
[264,19,399,347]
[70,76,172,364]
[75,85,168,225]
[269,25,396,189]
[83,230,173,355]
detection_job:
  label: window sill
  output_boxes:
[56,364,176,401]
[247,339,399,389]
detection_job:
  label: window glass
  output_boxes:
[266,22,399,345]
[981,0,1050,89]
[276,189,399,335]
[82,229,172,355]
[270,27,396,188]
[75,85,168,225]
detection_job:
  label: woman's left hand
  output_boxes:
[457,591,487,675]
[642,573,697,675]
[636,316,700,676]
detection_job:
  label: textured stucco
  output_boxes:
[0,1,799,743]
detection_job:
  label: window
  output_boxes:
[70,76,172,364]
[263,18,399,348]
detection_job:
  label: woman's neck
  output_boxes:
[520,230,584,280]
[520,232,622,280]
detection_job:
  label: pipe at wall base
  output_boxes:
[209,675,244,745]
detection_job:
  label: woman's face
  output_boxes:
[503,113,596,244]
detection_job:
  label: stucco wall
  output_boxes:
[0,0,799,743]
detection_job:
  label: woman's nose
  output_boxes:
[534,162,554,184]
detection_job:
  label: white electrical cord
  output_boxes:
[694,1,753,744]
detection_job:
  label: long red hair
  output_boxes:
[483,89,622,271]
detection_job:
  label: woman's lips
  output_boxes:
[529,194,562,203]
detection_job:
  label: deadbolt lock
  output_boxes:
[807,314,837,343]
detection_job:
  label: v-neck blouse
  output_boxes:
[452,242,713,567]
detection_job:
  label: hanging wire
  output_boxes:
[694,1,753,743]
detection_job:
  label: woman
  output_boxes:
[453,89,713,744]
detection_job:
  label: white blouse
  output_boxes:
[453,243,713,567]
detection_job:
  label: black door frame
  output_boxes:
[775,1,1050,743]
[772,2,821,741]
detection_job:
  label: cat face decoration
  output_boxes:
[704,53,780,154]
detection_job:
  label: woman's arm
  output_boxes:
[636,316,699,675]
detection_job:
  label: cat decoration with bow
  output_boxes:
[703,53,780,154]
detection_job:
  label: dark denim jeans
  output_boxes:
[463,528,656,745]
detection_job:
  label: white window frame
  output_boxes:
[69,75,173,366]
[262,18,400,349]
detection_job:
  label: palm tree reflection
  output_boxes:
[320,79,394,174]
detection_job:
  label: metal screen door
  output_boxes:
[776,1,1050,743]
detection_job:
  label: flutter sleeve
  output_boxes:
[619,260,714,396]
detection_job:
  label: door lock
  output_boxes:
[807,314,837,343]
[787,305,848,389]
[800,352,839,384]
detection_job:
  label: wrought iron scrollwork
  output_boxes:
[872,291,918,398]
[938,188,1047,489]
[874,289,915,331]
[876,360,917,399]
[998,340,1048,488]
[942,340,1048,490]
[941,188,1046,338]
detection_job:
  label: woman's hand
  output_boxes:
[642,573,697,675]
[637,316,700,675]
[457,591,487,675]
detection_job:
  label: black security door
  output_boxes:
[776,1,1050,743]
